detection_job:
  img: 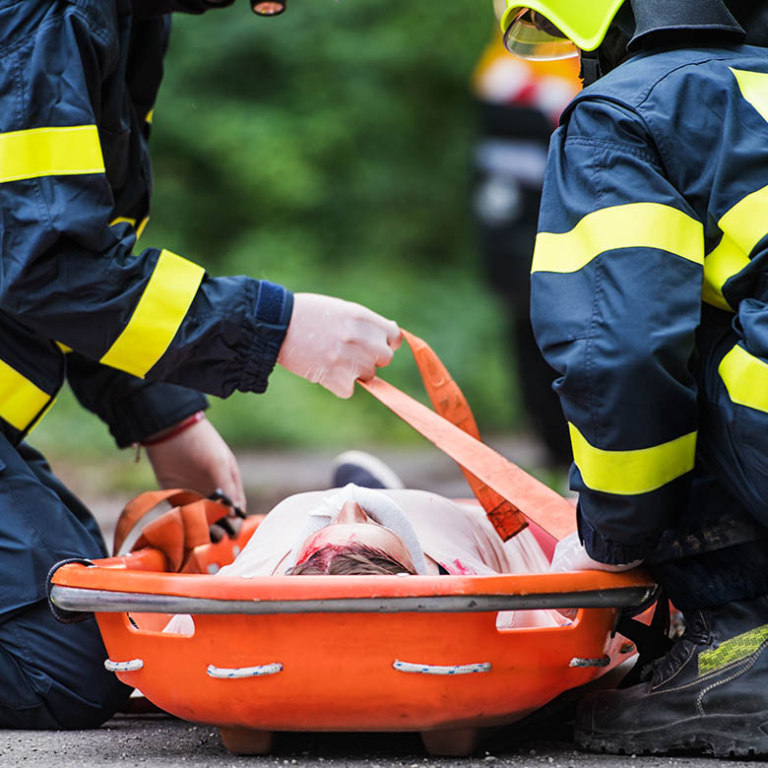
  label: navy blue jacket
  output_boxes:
[0,0,291,447]
[532,44,768,563]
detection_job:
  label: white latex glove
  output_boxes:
[550,531,643,573]
[278,293,402,398]
[144,415,246,514]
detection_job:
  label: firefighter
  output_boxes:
[0,0,399,728]
[501,0,768,756]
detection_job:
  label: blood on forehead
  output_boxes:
[295,543,349,572]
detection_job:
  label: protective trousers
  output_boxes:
[0,433,130,728]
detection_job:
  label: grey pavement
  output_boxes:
[1,438,742,767]
[1,716,760,767]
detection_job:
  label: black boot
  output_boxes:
[576,595,768,757]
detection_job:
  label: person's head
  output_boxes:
[500,1,747,85]
[287,500,419,576]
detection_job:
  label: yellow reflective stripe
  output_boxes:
[718,183,768,256]
[569,423,697,496]
[532,203,704,274]
[701,183,768,312]
[136,217,149,240]
[110,216,137,228]
[702,234,748,312]
[719,344,768,413]
[100,249,204,378]
[29,395,58,435]
[55,341,73,354]
[731,67,768,125]
[110,216,148,241]
[701,70,768,308]
[699,623,768,676]
[145,109,154,125]
[0,125,104,184]
[0,359,52,431]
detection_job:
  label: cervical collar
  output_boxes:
[284,484,430,575]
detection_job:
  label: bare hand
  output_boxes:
[144,415,246,515]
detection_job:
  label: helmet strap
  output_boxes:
[579,50,603,87]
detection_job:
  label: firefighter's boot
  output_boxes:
[576,595,768,757]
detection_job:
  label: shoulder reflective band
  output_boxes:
[569,423,697,496]
[731,67,768,126]
[100,249,205,378]
[0,125,104,184]
[532,202,704,274]
[0,359,53,432]
[719,344,768,413]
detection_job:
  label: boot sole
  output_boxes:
[576,712,768,758]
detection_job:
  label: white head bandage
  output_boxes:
[284,484,429,575]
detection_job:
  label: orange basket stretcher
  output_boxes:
[48,332,657,756]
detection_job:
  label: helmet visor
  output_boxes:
[503,9,579,61]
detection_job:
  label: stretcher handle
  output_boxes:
[400,330,526,541]
[50,582,657,615]
[113,489,234,572]
[361,331,576,542]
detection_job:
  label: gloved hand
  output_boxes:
[278,293,402,398]
[144,415,246,541]
[550,531,643,573]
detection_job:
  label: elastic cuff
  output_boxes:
[238,280,294,394]
[578,509,658,565]
[110,385,209,449]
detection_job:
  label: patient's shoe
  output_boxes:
[576,595,768,757]
[331,451,404,490]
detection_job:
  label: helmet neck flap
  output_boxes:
[582,0,747,85]
[628,0,745,52]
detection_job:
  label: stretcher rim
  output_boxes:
[50,582,657,614]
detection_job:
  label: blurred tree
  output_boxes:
[35,1,525,454]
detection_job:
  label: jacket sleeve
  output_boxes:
[0,4,290,400]
[531,98,705,564]
[66,354,209,449]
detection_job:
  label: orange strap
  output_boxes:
[361,331,576,542]
[113,489,232,572]
[401,331,527,541]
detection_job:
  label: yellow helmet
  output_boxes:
[501,1,627,59]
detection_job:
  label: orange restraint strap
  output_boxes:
[113,489,233,572]
[360,330,576,542]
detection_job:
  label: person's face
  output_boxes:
[294,501,417,571]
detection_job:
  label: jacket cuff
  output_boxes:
[110,383,209,448]
[238,280,294,394]
[578,507,658,565]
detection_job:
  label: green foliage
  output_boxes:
[34,0,524,457]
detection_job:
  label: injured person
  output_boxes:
[166,452,566,634]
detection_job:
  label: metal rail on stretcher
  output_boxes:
[48,331,657,757]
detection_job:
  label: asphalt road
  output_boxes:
[2,714,760,767]
[1,440,747,767]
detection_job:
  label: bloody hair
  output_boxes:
[288,543,417,576]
